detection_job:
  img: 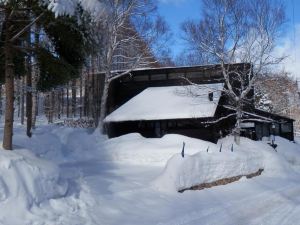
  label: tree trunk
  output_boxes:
[51,91,55,122]
[94,75,100,127]
[16,79,20,118]
[84,74,89,118]
[32,27,40,129]
[234,102,242,145]
[26,57,32,137]
[57,90,61,119]
[66,84,69,118]
[99,76,110,133]
[32,66,38,129]
[91,73,96,122]
[20,77,25,125]
[79,76,83,118]
[61,88,65,117]
[3,13,15,150]
[0,85,2,120]
[72,79,76,117]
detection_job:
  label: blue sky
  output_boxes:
[157,0,300,78]
[157,0,201,56]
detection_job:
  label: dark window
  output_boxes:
[121,76,132,82]
[138,121,145,128]
[281,123,292,133]
[134,75,149,81]
[168,73,184,80]
[187,72,201,79]
[146,122,154,128]
[176,121,190,128]
[150,74,167,80]
[271,123,280,135]
[167,121,177,128]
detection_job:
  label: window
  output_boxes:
[187,72,201,79]
[134,75,149,81]
[281,123,292,133]
[168,73,184,80]
[176,121,190,128]
[167,121,177,128]
[150,74,167,80]
[121,76,132,82]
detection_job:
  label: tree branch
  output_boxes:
[10,12,44,43]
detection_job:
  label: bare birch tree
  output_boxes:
[181,0,285,144]
[92,0,169,129]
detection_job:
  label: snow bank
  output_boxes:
[152,143,263,192]
[0,148,67,211]
[273,136,300,166]
[152,136,300,193]
[104,133,216,166]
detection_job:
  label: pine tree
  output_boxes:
[0,1,92,149]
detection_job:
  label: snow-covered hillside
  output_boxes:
[0,125,300,224]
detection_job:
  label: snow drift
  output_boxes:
[0,148,67,210]
[152,136,300,193]
[275,136,300,166]
[152,145,263,192]
[104,133,216,166]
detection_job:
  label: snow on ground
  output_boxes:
[0,124,300,224]
[0,145,67,224]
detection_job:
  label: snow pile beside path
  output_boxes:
[152,136,300,193]
[152,141,263,192]
[104,133,215,166]
[0,148,67,211]
[273,136,300,166]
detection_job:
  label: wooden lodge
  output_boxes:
[104,64,294,142]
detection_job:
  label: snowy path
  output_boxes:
[52,157,300,225]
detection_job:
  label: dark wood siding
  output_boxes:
[106,118,221,143]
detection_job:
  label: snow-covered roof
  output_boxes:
[104,83,224,122]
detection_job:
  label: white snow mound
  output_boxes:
[104,133,216,166]
[152,147,263,193]
[0,148,67,209]
[151,135,300,193]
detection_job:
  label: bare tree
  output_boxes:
[92,0,170,129]
[255,71,300,133]
[181,0,285,144]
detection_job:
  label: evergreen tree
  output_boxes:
[0,1,92,149]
